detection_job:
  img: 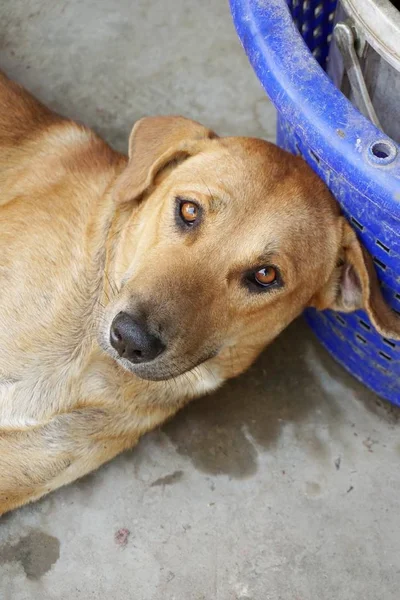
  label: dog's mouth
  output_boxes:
[99,308,220,381]
[103,342,219,382]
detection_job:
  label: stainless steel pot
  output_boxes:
[328,0,400,142]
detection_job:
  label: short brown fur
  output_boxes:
[0,71,399,514]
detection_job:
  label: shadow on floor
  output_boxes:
[163,316,399,478]
[3,317,399,524]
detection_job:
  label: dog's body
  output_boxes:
[0,73,200,513]
[0,71,399,514]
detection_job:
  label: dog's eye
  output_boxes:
[179,201,199,225]
[245,266,280,292]
[254,267,277,286]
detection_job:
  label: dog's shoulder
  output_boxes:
[0,70,126,201]
[0,70,59,146]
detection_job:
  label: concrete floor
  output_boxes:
[1,1,400,599]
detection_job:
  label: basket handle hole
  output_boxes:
[373,144,389,159]
[369,140,397,165]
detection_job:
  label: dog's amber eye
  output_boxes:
[245,265,281,293]
[180,201,198,224]
[254,267,277,286]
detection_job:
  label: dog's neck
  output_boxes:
[102,200,136,304]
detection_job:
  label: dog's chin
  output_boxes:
[102,343,217,382]
[117,357,183,381]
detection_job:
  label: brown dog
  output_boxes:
[0,71,399,515]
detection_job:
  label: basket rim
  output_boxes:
[230,0,400,220]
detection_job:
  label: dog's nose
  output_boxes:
[110,312,165,364]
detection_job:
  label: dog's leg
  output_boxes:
[0,408,138,515]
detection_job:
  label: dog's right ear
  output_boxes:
[113,116,217,204]
[310,218,400,340]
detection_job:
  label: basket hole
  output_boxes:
[328,11,335,22]
[383,337,396,348]
[371,142,391,159]
[373,257,387,271]
[313,25,323,39]
[303,0,311,10]
[359,319,371,331]
[312,48,322,59]
[378,351,392,361]
[314,4,323,18]
[350,217,364,231]
[356,334,367,344]
[375,239,390,253]
[336,314,346,325]
[327,33,332,43]
[301,23,309,34]
[369,140,397,165]
[294,141,301,155]
[309,149,320,164]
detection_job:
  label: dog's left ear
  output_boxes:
[310,218,400,340]
[113,115,217,204]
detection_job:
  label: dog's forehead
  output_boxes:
[169,139,338,263]
[176,137,317,212]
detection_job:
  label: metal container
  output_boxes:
[328,0,400,142]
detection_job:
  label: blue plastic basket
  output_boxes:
[230,0,400,406]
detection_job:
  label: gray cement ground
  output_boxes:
[0,1,399,599]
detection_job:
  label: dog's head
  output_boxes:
[100,116,400,387]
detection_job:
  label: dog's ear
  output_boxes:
[310,218,400,340]
[113,116,217,204]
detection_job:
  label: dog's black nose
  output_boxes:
[110,312,165,364]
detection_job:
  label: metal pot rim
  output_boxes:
[341,0,400,71]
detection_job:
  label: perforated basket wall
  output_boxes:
[231,0,400,405]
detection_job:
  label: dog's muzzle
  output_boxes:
[110,312,165,364]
